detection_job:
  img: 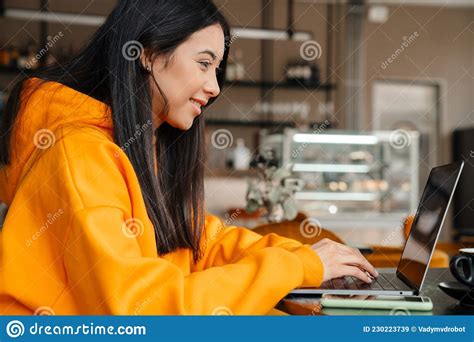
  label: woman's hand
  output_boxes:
[311,238,379,283]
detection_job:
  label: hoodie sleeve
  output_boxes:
[25,127,320,314]
[193,215,325,288]
[64,206,311,314]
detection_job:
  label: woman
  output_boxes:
[0,0,377,315]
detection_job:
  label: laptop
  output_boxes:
[290,161,464,296]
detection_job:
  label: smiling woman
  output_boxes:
[0,0,347,315]
[141,24,224,130]
[0,0,231,267]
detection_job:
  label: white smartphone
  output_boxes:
[320,294,433,311]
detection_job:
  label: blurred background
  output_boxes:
[0,0,473,253]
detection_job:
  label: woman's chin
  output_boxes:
[167,116,195,131]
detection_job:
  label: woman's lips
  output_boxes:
[189,99,202,115]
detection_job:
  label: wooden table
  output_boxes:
[277,268,474,315]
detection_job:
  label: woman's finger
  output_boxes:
[355,248,379,277]
[337,249,379,278]
[340,265,373,283]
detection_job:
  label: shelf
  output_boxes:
[224,80,335,91]
[292,163,378,173]
[292,133,379,145]
[0,66,336,92]
[295,191,381,201]
[205,119,331,128]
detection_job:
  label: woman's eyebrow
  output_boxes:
[198,49,223,63]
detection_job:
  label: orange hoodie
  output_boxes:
[0,78,324,315]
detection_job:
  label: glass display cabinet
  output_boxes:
[259,129,420,231]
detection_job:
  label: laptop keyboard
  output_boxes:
[320,274,397,291]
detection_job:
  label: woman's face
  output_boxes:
[144,24,224,130]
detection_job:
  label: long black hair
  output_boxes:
[0,0,230,262]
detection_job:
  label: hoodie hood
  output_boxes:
[0,77,113,205]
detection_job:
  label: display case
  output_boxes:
[259,129,420,230]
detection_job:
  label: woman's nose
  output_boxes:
[204,75,220,98]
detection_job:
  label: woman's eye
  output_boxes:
[199,61,211,69]
[199,61,222,75]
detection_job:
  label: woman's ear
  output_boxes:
[140,49,153,74]
[139,50,152,73]
[140,50,168,74]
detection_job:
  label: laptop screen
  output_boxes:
[397,161,464,290]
